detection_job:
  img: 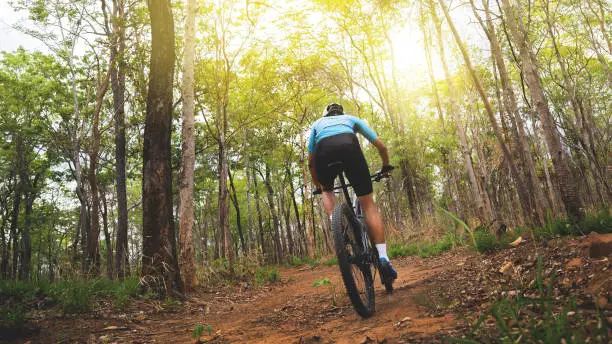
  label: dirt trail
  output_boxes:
[28,255,461,344]
[16,235,611,343]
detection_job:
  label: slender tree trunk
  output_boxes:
[244,130,255,251]
[300,139,316,259]
[228,166,246,255]
[429,0,490,224]
[178,0,198,291]
[110,0,130,280]
[543,0,609,203]
[100,189,113,279]
[264,165,283,264]
[87,65,112,276]
[285,166,303,255]
[475,0,548,224]
[19,193,34,280]
[142,0,183,295]
[400,160,419,224]
[253,168,266,257]
[280,189,294,257]
[500,0,584,220]
[0,202,9,279]
[440,0,536,227]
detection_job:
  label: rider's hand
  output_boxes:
[380,165,394,177]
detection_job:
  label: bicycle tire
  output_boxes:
[332,203,375,318]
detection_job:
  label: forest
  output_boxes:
[0,0,610,342]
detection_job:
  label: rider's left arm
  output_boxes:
[308,153,321,189]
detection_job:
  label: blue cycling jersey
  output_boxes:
[307,114,378,153]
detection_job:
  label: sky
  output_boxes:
[0,0,47,53]
[0,0,488,92]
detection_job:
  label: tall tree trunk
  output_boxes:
[300,140,316,259]
[110,0,130,280]
[264,165,283,264]
[474,0,548,224]
[218,138,234,273]
[0,199,9,279]
[244,130,255,251]
[19,192,34,280]
[100,189,113,279]
[285,166,303,255]
[10,138,23,280]
[252,168,266,257]
[142,0,183,295]
[280,189,294,257]
[178,0,198,291]
[228,166,246,255]
[399,160,419,224]
[440,0,536,227]
[429,0,490,224]
[542,0,609,203]
[87,65,112,276]
[500,0,584,220]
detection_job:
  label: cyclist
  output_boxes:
[308,103,397,283]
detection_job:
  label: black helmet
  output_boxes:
[323,103,343,117]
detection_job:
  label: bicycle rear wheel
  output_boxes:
[332,203,375,318]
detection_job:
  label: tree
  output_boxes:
[499,0,584,221]
[141,0,182,295]
[178,0,198,291]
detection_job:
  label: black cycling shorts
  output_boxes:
[314,133,373,197]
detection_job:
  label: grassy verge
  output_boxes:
[449,255,610,343]
[390,210,611,259]
[0,277,140,314]
[0,277,140,335]
[389,234,454,259]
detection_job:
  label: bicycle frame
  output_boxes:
[335,172,375,260]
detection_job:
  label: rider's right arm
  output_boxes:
[372,139,390,167]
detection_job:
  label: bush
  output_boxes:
[321,256,337,266]
[388,235,454,259]
[289,255,317,266]
[578,209,612,234]
[0,304,25,332]
[48,280,93,313]
[472,228,504,253]
[255,267,281,284]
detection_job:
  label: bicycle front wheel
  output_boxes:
[332,203,375,318]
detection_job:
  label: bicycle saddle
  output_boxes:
[327,161,344,169]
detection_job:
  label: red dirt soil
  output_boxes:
[13,256,459,344]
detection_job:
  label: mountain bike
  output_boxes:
[315,162,394,318]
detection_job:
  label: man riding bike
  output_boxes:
[308,103,397,284]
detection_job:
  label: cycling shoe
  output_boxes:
[379,257,397,283]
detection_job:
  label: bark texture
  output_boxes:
[142,0,183,295]
[178,0,198,291]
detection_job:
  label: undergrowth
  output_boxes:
[449,255,610,343]
[389,234,454,259]
[0,277,140,335]
[196,249,282,287]
[390,210,610,259]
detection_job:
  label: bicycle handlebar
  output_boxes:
[313,166,395,195]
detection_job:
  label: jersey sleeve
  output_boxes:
[351,116,378,143]
[307,126,316,154]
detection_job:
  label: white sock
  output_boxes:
[376,244,388,260]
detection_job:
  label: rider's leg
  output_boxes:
[322,190,336,217]
[359,193,397,280]
[357,194,384,244]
